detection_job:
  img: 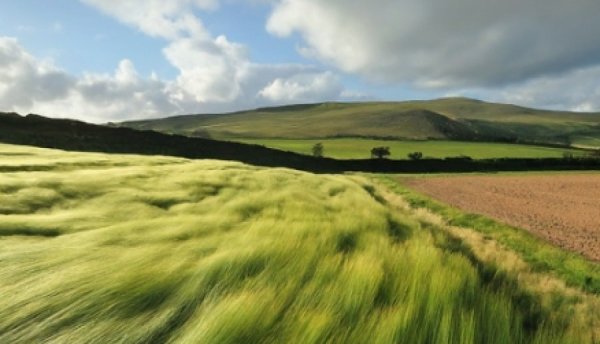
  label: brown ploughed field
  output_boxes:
[405,174,600,261]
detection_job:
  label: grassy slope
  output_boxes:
[120,98,600,146]
[0,143,597,343]
[123,106,479,140]
[237,138,582,160]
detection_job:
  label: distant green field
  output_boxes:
[0,144,597,343]
[572,135,600,148]
[238,138,582,160]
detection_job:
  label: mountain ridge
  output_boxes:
[118,98,600,147]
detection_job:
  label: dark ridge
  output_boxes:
[0,112,333,172]
[398,109,479,140]
[2,112,600,174]
[0,112,21,119]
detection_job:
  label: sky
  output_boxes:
[1,0,600,123]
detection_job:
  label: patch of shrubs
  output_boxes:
[407,152,423,160]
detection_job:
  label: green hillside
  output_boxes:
[4,113,600,174]
[1,143,598,343]
[120,98,600,147]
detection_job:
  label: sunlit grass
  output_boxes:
[236,138,582,160]
[0,144,595,343]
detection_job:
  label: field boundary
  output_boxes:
[370,175,600,294]
[366,178,600,340]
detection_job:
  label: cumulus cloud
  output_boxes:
[267,0,600,89]
[0,0,346,121]
[259,71,342,103]
[0,35,343,122]
[0,38,73,108]
[81,0,257,108]
[80,0,345,113]
[0,37,179,122]
[81,0,343,119]
[164,36,248,104]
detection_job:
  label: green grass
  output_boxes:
[0,143,596,343]
[571,135,600,149]
[121,98,600,146]
[237,138,582,160]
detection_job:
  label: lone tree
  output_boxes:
[371,146,391,159]
[408,151,423,160]
[312,142,324,158]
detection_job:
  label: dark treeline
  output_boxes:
[2,112,600,174]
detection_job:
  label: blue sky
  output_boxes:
[0,0,425,99]
[0,1,168,76]
[1,0,599,122]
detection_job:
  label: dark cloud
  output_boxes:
[268,0,600,88]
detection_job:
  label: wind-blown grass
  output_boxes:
[0,144,595,343]
[375,175,600,294]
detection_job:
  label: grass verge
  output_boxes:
[373,175,600,294]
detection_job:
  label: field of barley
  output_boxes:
[0,143,598,343]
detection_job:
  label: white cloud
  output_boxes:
[55,0,344,120]
[0,37,179,122]
[0,34,343,122]
[71,60,179,120]
[487,65,600,112]
[80,0,217,39]
[259,71,341,103]
[81,0,249,106]
[0,0,348,121]
[0,38,74,108]
[163,36,248,103]
[267,0,600,89]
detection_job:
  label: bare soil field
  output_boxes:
[405,174,600,261]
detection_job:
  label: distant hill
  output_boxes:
[120,98,600,147]
[2,112,600,173]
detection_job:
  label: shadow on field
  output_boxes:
[0,228,61,237]
[427,223,558,335]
